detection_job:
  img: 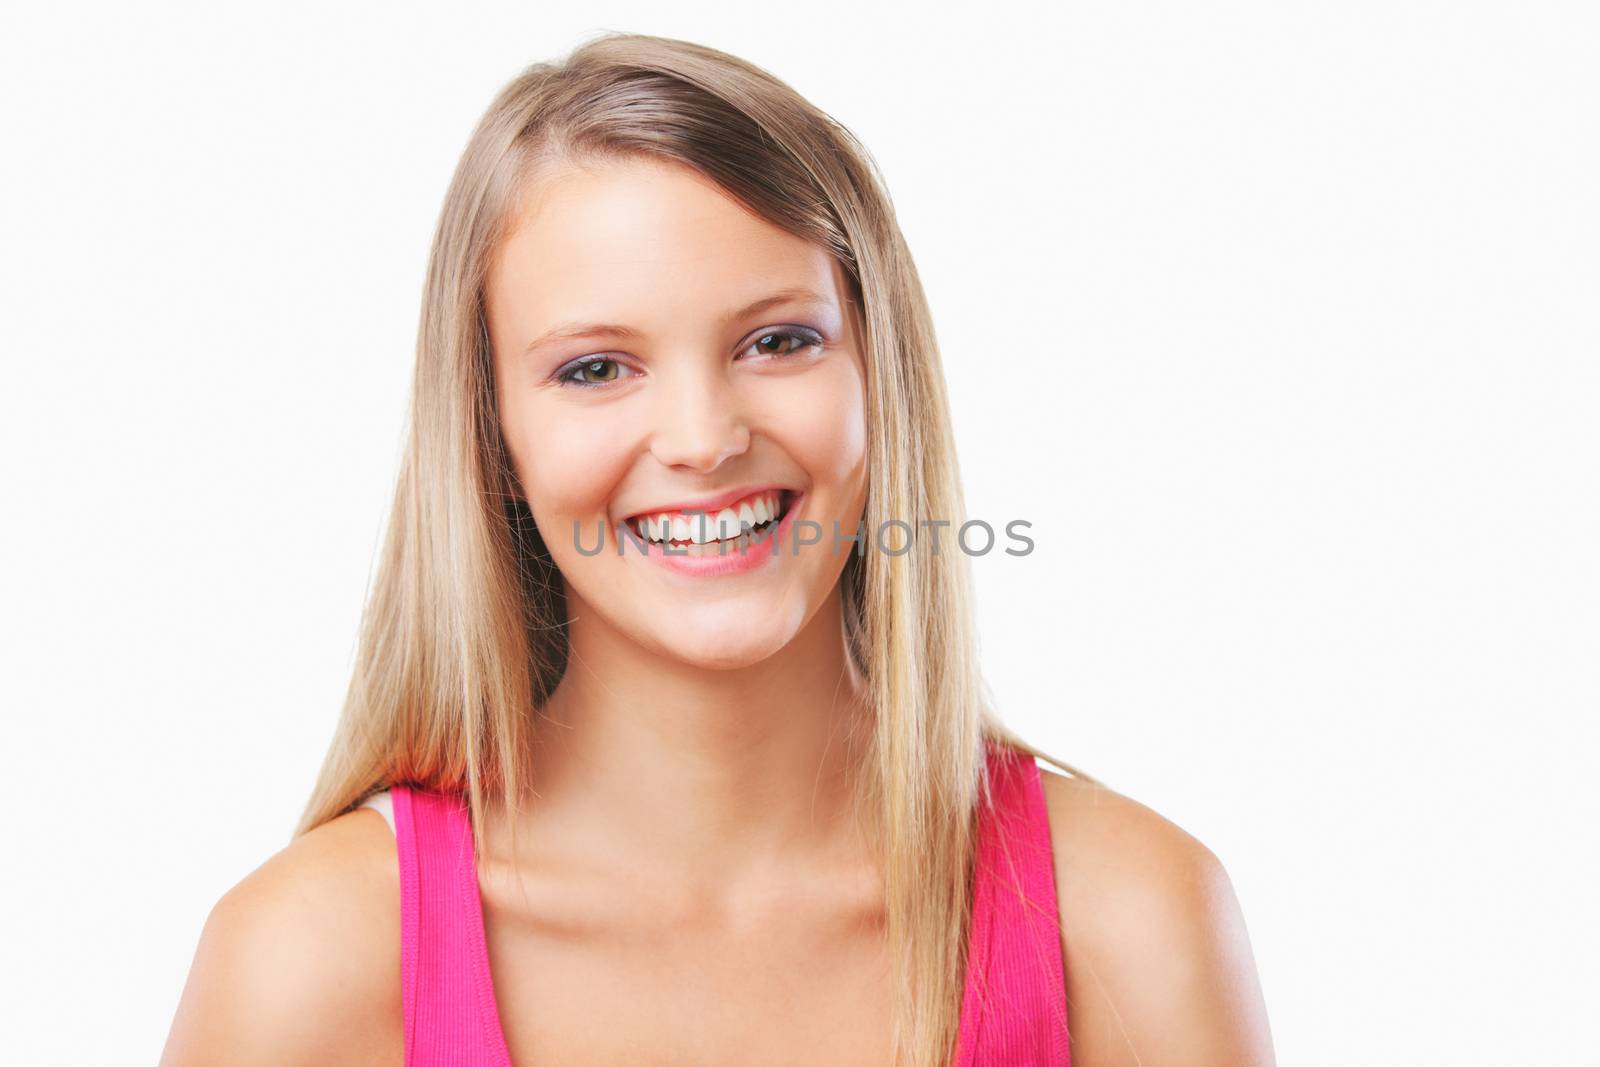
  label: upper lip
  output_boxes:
[619,485,796,522]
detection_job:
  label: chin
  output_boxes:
[656,627,793,672]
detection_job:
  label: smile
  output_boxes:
[624,488,795,555]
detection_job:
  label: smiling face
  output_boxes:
[484,154,869,671]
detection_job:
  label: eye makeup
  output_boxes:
[548,324,827,390]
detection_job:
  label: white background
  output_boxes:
[2,3,1594,1063]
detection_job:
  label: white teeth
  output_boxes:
[630,490,788,546]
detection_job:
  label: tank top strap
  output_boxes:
[952,742,1072,1067]
[390,785,514,1067]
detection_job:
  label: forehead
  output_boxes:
[486,156,844,331]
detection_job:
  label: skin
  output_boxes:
[161,156,1275,1066]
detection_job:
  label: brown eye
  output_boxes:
[558,357,630,387]
[576,359,618,383]
[739,327,825,360]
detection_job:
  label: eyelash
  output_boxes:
[552,326,826,390]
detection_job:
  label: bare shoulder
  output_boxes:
[160,806,403,1067]
[1036,768,1276,1067]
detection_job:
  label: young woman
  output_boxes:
[162,33,1274,1067]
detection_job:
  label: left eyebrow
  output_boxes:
[522,285,834,357]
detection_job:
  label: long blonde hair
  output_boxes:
[295,31,1099,1066]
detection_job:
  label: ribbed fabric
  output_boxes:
[392,784,514,1066]
[390,740,1069,1066]
[953,742,1073,1067]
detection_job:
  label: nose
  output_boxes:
[647,363,751,473]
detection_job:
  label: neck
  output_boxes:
[507,585,875,893]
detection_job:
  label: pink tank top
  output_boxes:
[389,740,1070,1066]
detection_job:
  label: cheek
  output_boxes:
[760,358,868,497]
[503,396,636,532]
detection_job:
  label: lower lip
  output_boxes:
[618,493,803,578]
